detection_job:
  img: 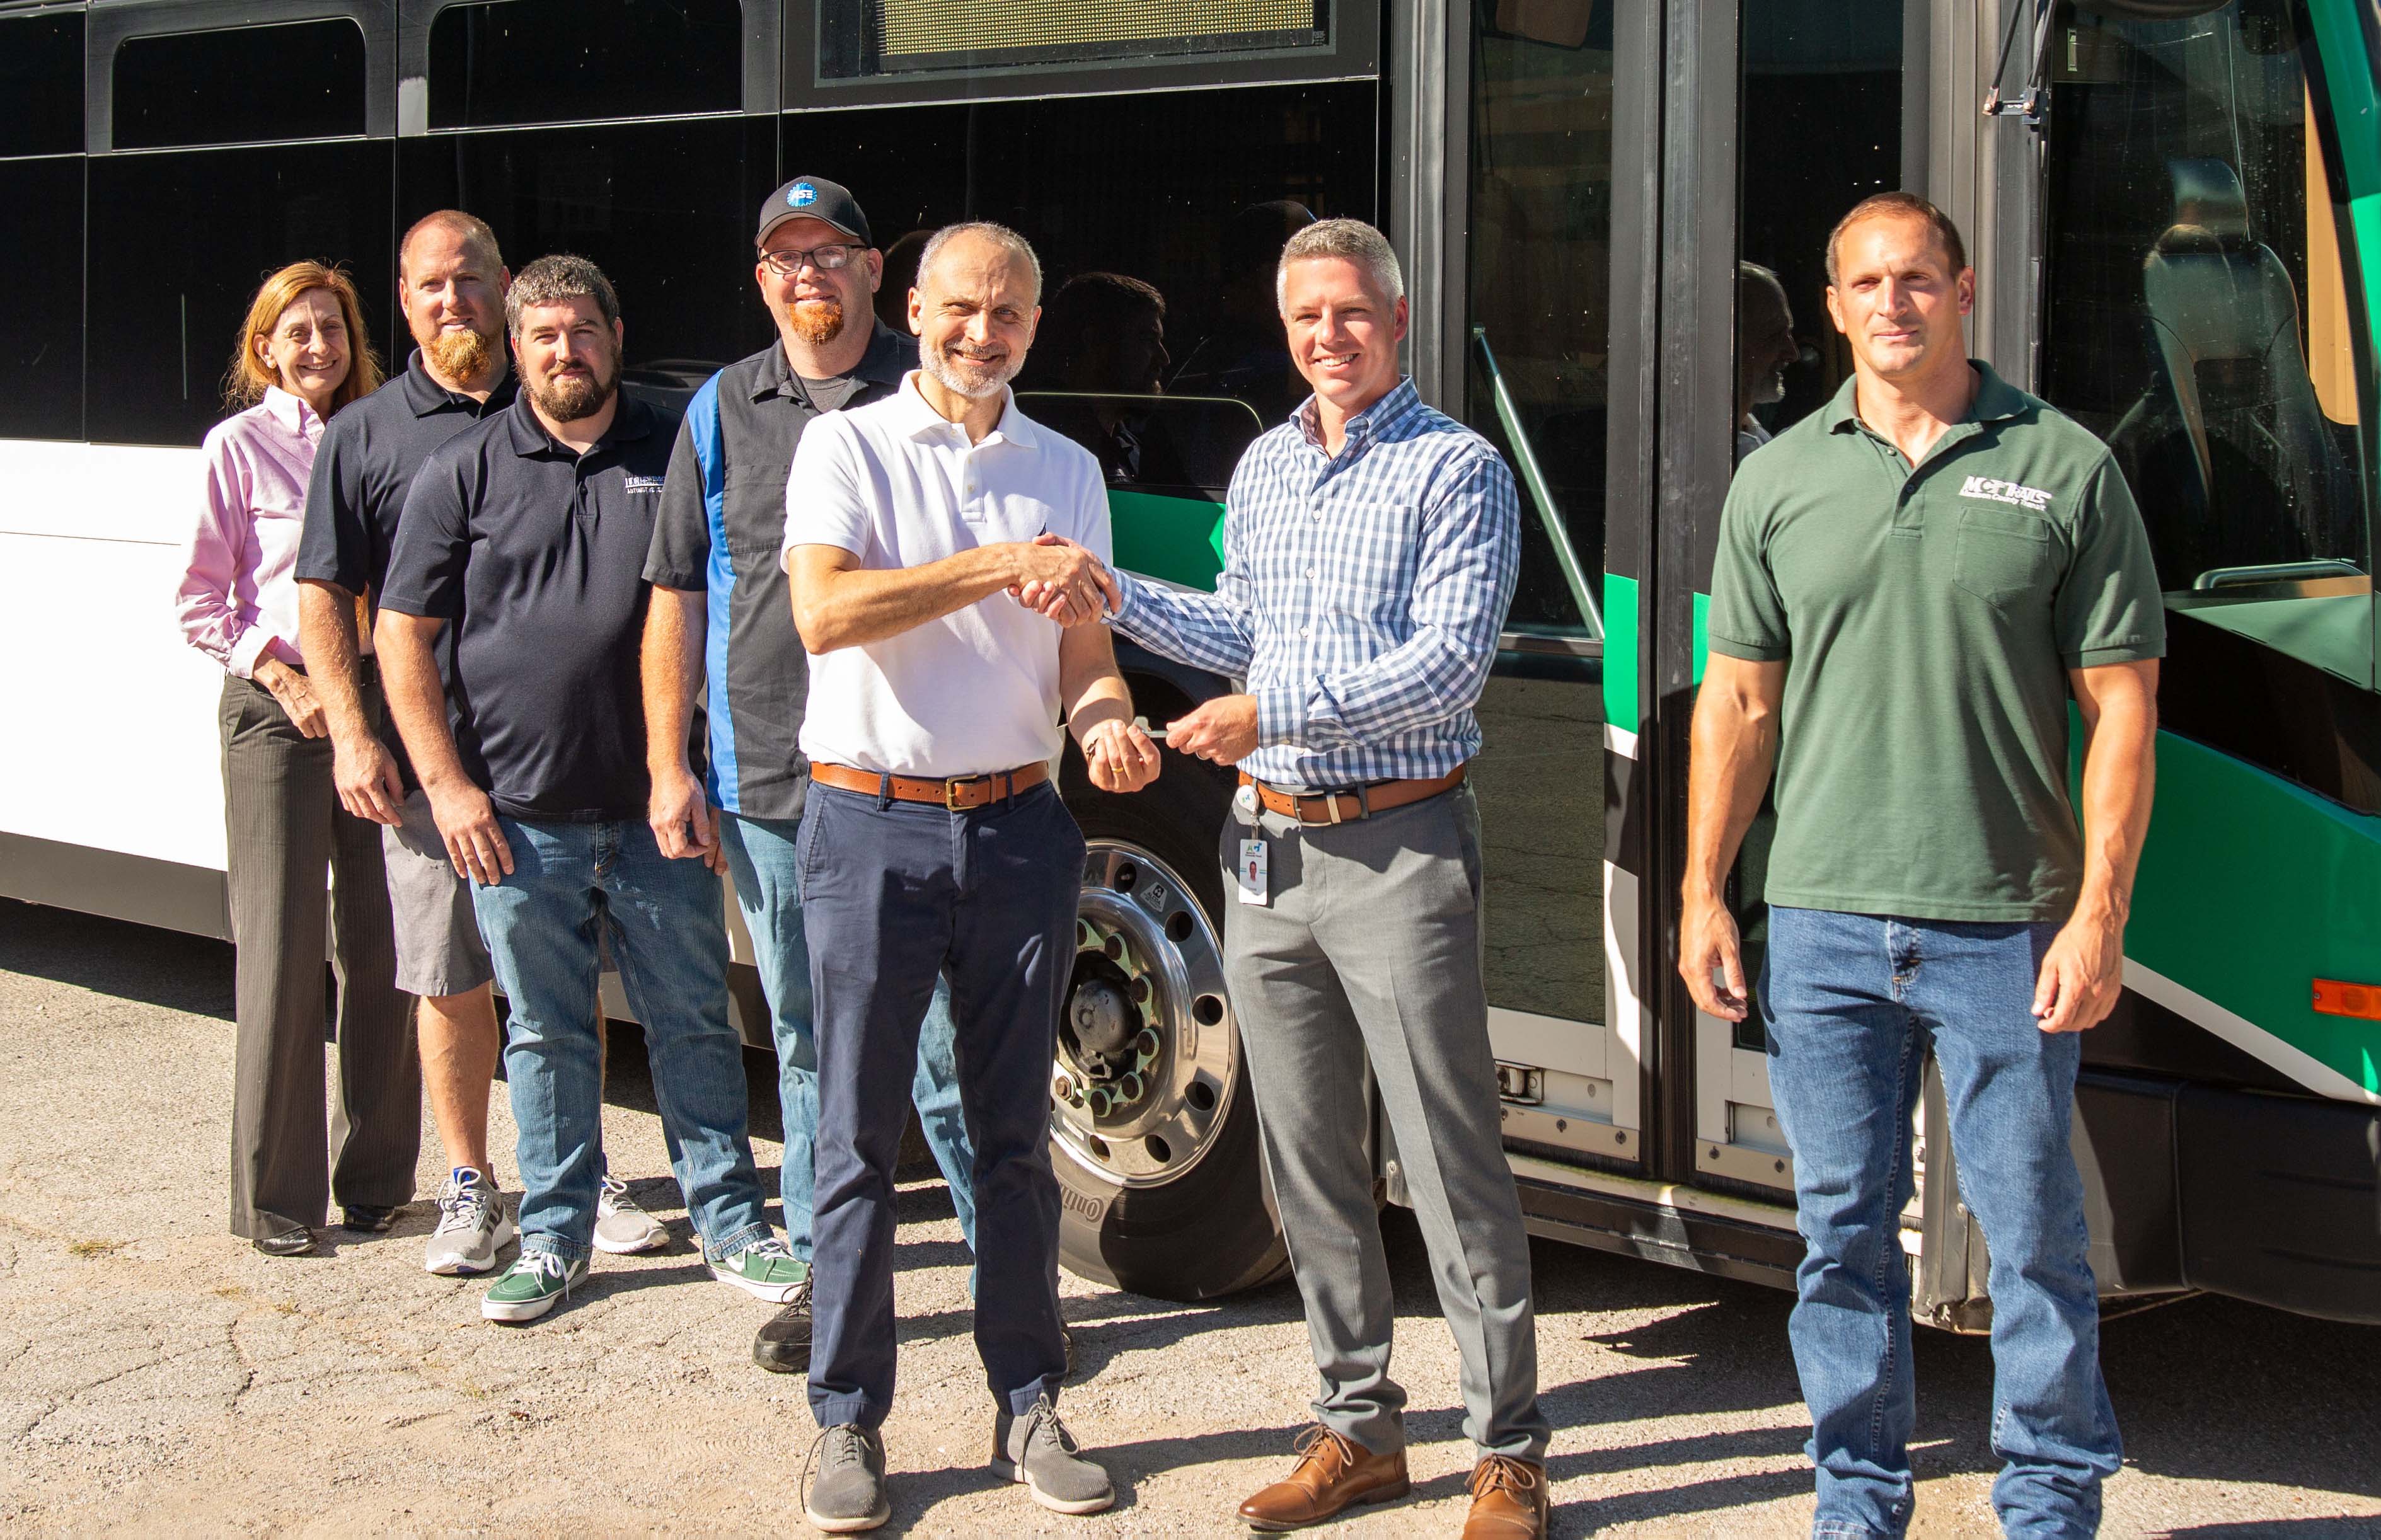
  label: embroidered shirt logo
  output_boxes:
[1959,474,2053,512]
[624,474,665,493]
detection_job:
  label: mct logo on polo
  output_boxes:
[1959,474,2054,511]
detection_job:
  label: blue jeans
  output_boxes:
[717,809,978,1261]
[1761,907,2121,1539]
[471,816,771,1264]
[797,780,1080,1430]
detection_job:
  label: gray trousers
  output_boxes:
[219,674,418,1238]
[1222,782,1548,1461]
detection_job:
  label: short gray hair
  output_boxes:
[916,221,1043,306]
[1276,217,1404,309]
[505,253,620,338]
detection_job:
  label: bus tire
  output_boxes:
[1054,733,1289,1302]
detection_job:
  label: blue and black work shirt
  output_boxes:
[379,387,683,824]
[643,322,915,822]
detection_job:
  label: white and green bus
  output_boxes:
[2,0,2373,1326]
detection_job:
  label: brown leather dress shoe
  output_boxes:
[1237,1424,1410,1532]
[1461,1454,1548,1539]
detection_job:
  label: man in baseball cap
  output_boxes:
[643,173,983,1379]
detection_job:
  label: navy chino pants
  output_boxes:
[796,778,1081,1429]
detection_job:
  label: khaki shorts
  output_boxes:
[382,789,495,998]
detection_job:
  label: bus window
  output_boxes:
[113,20,368,149]
[2044,0,2372,689]
[0,158,84,441]
[398,115,779,411]
[86,141,395,447]
[0,11,85,159]
[1461,0,1612,1028]
[427,0,744,129]
[814,0,1335,85]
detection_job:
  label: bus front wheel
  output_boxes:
[1053,743,1289,1302]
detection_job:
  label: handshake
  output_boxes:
[1006,532,1123,628]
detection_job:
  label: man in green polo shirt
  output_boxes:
[1682,192,2162,1539]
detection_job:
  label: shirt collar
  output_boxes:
[502,384,655,459]
[260,385,321,435]
[892,371,1041,451]
[749,321,913,405]
[1295,376,1422,456]
[1824,358,2026,436]
[401,347,514,418]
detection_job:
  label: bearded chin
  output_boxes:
[788,299,846,346]
[425,327,493,381]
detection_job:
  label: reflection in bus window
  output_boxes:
[398,116,778,413]
[0,159,84,441]
[113,20,369,149]
[0,12,85,159]
[428,0,744,129]
[2044,0,2372,687]
[87,142,394,447]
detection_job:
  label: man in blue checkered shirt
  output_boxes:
[1091,217,1550,1539]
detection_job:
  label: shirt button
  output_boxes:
[1301,625,1312,638]
[1305,566,1316,578]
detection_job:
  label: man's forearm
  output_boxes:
[792,545,1020,652]
[297,580,372,745]
[375,619,472,792]
[2073,690,2157,924]
[642,588,703,776]
[1683,686,1779,902]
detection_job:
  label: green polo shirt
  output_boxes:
[1708,362,2165,922]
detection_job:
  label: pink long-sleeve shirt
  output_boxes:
[175,387,324,678]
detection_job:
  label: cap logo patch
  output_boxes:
[789,182,817,208]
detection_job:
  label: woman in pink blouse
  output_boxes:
[177,263,420,1258]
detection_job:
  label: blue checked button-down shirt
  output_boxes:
[1112,377,1519,788]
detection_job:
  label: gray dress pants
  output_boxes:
[1221,781,1548,1461]
[219,674,418,1238]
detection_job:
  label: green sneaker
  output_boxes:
[480,1250,587,1323]
[711,1236,809,1303]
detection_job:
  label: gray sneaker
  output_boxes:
[592,1174,668,1255]
[991,1394,1114,1516]
[424,1167,513,1276]
[802,1423,890,1534]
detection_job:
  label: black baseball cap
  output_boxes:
[757,175,872,248]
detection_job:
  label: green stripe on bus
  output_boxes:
[1603,572,1638,734]
[2091,725,2381,1096]
[1109,488,1226,592]
[2310,1,2381,197]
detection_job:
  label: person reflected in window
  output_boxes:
[1171,199,1316,425]
[1017,272,1190,486]
[873,229,932,333]
[175,262,413,1259]
[1736,261,1797,465]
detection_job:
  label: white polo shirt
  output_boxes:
[781,373,1112,778]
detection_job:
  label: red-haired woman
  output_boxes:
[175,263,420,1257]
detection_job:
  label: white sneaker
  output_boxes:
[593,1174,669,1255]
[424,1167,514,1276]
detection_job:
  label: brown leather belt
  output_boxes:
[1241,765,1466,826]
[810,760,1049,810]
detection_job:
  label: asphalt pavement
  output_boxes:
[2,896,2377,1536]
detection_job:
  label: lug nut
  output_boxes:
[1133,1027,1161,1057]
[1118,1072,1144,1104]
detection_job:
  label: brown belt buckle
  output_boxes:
[943,773,990,811]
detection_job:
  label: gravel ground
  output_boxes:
[2,896,2378,1537]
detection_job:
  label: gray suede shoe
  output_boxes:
[990,1394,1114,1516]
[802,1423,889,1533]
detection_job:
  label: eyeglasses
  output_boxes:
[758,243,865,277]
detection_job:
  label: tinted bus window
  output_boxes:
[399,115,778,405]
[87,141,393,446]
[0,158,85,440]
[2044,0,2371,687]
[819,0,1329,80]
[0,13,86,158]
[428,0,743,127]
[113,20,369,149]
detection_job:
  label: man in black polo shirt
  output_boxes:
[377,255,807,1325]
[641,175,980,1377]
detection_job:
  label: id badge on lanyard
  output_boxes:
[1237,838,1269,906]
